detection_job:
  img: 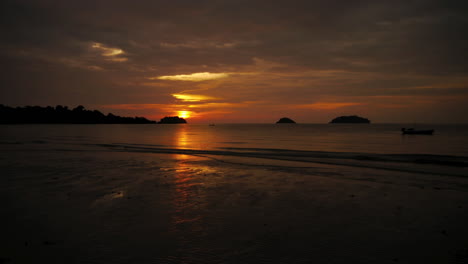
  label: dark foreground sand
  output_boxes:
[1,150,468,264]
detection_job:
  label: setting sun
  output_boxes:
[177,110,191,119]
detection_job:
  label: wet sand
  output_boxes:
[1,150,468,263]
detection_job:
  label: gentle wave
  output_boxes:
[95,143,468,166]
[86,143,468,177]
[4,138,467,177]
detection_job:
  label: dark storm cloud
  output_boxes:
[1,0,468,122]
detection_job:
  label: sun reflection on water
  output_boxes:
[170,126,207,242]
[175,126,190,149]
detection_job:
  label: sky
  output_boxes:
[1,0,468,123]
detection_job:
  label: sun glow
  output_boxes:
[178,111,191,119]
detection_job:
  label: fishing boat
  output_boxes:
[401,128,434,135]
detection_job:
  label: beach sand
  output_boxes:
[1,150,468,263]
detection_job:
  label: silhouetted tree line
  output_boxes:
[158,116,187,124]
[0,104,157,124]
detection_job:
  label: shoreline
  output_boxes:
[2,150,468,263]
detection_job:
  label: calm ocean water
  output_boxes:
[2,124,468,263]
[1,123,468,155]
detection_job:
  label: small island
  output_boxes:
[276,117,296,124]
[329,115,370,124]
[159,116,187,124]
[0,104,156,124]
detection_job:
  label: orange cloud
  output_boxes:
[172,94,218,102]
[101,104,170,110]
[187,102,250,109]
[151,72,229,82]
[299,102,363,110]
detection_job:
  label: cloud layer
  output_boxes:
[154,72,229,82]
[1,0,467,123]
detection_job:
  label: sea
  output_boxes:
[2,123,468,154]
[1,124,468,263]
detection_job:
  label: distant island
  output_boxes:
[276,117,296,124]
[159,116,187,124]
[0,104,156,124]
[329,115,370,124]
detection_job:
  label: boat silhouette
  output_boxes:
[401,128,434,135]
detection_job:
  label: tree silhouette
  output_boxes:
[0,104,157,124]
